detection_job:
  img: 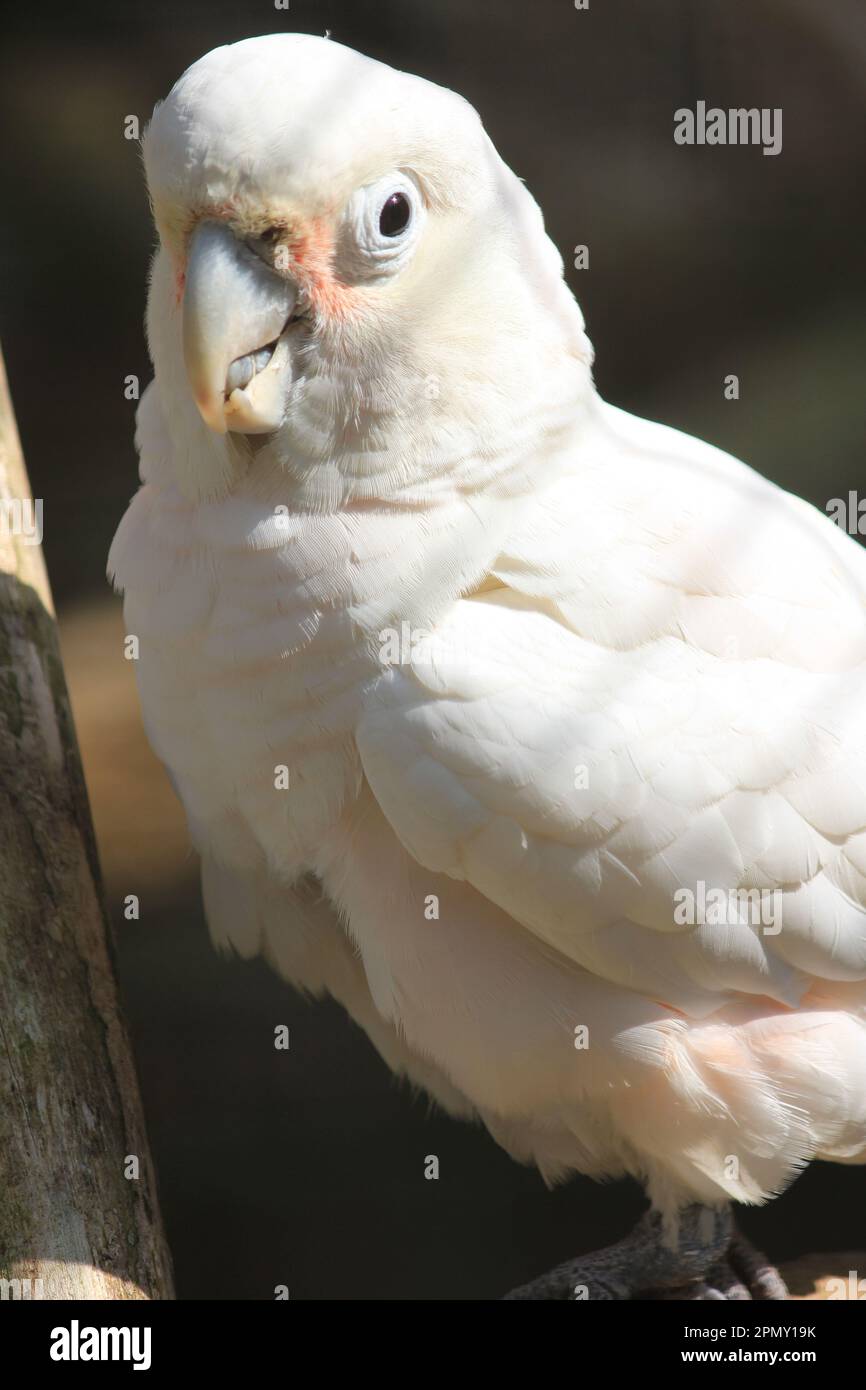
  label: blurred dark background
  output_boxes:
[1,0,865,1299]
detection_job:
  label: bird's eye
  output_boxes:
[379,192,411,238]
[342,171,425,279]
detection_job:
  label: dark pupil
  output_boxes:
[379,192,411,237]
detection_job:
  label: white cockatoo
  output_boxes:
[109,33,866,1299]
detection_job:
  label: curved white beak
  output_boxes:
[182,220,298,434]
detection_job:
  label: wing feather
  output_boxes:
[357,403,866,1017]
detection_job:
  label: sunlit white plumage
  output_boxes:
[110,33,866,1228]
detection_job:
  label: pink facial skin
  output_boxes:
[175,203,364,323]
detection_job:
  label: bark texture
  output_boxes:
[0,345,174,1299]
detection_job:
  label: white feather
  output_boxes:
[110,33,866,1217]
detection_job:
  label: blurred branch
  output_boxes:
[0,343,174,1299]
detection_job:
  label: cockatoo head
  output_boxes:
[143,34,592,501]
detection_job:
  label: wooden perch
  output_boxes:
[0,345,174,1299]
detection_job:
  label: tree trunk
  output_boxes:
[0,345,174,1299]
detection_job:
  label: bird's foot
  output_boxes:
[503,1204,789,1301]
